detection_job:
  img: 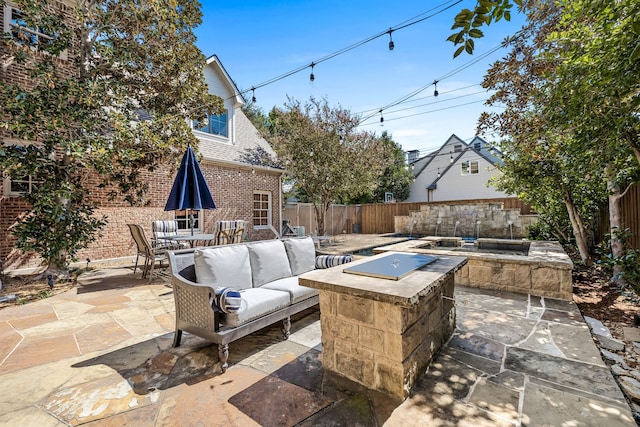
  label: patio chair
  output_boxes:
[151,220,189,249]
[213,220,248,245]
[127,224,169,280]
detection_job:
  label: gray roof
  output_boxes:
[197,108,282,172]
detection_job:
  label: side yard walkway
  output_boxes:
[0,267,634,426]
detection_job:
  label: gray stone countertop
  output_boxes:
[300,251,467,306]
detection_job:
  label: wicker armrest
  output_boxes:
[171,274,221,335]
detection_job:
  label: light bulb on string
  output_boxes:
[309,62,315,82]
[379,110,384,126]
[433,80,439,97]
[251,87,256,103]
[437,167,441,178]
[450,151,453,163]
[387,29,394,51]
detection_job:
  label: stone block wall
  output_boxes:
[394,202,538,239]
[319,275,456,400]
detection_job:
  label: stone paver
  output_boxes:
[0,267,634,426]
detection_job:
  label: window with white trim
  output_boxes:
[3,4,67,59]
[461,160,479,175]
[253,191,271,228]
[175,210,200,232]
[3,175,40,197]
[454,144,463,152]
[194,110,228,137]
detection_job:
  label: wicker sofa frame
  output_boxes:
[167,246,322,372]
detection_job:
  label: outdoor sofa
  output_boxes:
[167,236,352,372]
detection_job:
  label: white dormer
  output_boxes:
[194,55,245,145]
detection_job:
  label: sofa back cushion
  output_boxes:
[248,240,292,287]
[194,245,253,290]
[283,237,316,276]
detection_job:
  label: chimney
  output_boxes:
[406,150,420,163]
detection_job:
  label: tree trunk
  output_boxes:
[563,191,593,266]
[606,166,625,285]
[314,203,326,236]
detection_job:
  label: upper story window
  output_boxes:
[195,110,228,138]
[454,144,462,152]
[3,175,39,197]
[4,5,68,59]
[474,142,481,151]
[253,191,271,228]
[461,161,479,175]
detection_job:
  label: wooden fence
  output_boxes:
[597,183,640,249]
[283,198,532,236]
[284,191,639,249]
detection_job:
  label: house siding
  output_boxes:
[407,134,509,202]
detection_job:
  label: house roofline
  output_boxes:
[205,54,246,106]
[200,157,284,174]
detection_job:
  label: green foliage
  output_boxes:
[598,227,640,292]
[347,131,413,204]
[448,0,518,57]
[264,97,393,235]
[0,0,222,270]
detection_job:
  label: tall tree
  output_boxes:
[266,97,392,235]
[479,0,640,274]
[0,0,222,273]
[347,131,413,204]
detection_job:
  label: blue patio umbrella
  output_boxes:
[165,146,216,235]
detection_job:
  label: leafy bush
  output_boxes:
[597,227,640,292]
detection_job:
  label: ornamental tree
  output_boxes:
[479,0,640,277]
[266,97,392,235]
[0,0,222,274]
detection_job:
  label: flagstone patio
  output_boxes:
[0,266,635,426]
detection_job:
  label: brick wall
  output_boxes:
[1,163,282,272]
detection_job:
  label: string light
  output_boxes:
[433,80,439,97]
[379,110,384,125]
[450,151,453,163]
[309,62,315,82]
[227,0,463,100]
[437,167,441,178]
[251,87,256,103]
[387,29,394,51]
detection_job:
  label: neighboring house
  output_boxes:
[406,134,508,202]
[0,1,284,271]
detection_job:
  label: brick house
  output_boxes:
[1,1,284,272]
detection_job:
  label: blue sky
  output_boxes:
[194,0,525,156]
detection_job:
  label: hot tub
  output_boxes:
[372,238,573,300]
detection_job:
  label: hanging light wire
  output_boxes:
[358,43,505,124]
[227,0,463,101]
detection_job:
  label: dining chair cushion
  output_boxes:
[248,240,292,287]
[283,237,316,276]
[194,245,253,290]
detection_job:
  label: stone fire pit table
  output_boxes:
[299,251,467,400]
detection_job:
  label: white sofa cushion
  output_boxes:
[261,276,319,304]
[248,240,292,287]
[222,288,291,327]
[283,237,316,276]
[194,245,253,290]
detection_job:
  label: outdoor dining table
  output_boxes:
[166,233,216,247]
